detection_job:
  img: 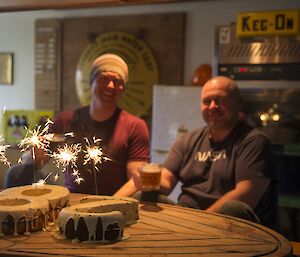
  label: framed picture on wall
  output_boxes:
[1,109,54,145]
[0,52,13,85]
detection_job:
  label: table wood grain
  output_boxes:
[0,193,293,257]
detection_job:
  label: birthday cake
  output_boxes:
[56,196,139,243]
[0,185,70,235]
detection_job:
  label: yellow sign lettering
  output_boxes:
[237,9,299,37]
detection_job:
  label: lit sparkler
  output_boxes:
[32,180,46,188]
[83,137,111,195]
[0,135,10,166]
[51,143,83,184]
[83,137,111,168]
[32,172,52,187]
[52,143,81,170]
[84,138,101,167]
[18,120,54,183]
[18,120,53,152]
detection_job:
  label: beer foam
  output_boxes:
[141,164,161,173]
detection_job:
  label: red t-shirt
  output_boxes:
[50,107,150,195]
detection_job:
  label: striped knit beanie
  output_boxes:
[89,53,129,86]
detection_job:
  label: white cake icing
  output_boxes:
[0,196,49,236]
[57,196,139,243]
[0,185,70,236]
[79,195,139,225]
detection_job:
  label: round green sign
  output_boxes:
[76,31,159,117]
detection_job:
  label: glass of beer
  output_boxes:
[139,163,162,191]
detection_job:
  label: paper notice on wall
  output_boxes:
[151,85,205,153]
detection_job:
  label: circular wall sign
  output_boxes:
[76,31,159,117]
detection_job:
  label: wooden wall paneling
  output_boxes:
[35,19,62,113]
[61,13,185,112]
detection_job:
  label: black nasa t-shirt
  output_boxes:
[163,122,277,228]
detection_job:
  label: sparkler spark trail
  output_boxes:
[0,135,10,166]
[54,174,59,181]
[74,176,84,184]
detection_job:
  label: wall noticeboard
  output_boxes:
[35,19,62,113]
[0,53,13,85]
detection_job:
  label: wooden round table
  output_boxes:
[0,193,293,257]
